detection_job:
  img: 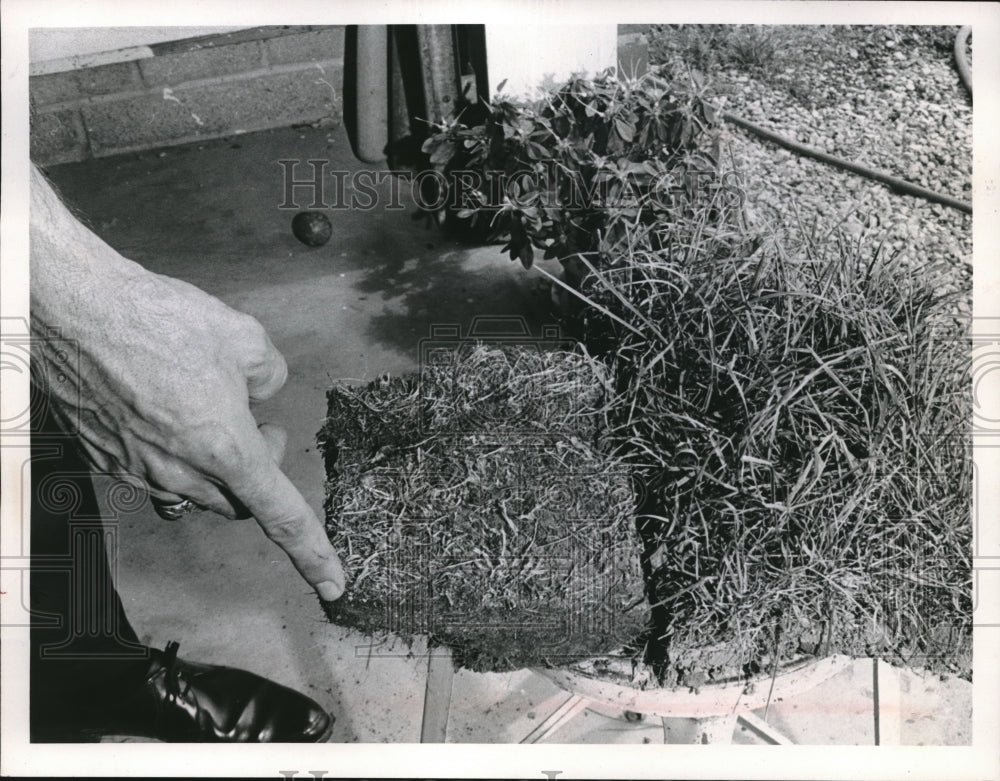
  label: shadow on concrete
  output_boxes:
[355,244,560,359]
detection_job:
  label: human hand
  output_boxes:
[29,165,345,601]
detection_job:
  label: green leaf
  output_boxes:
[519,240,534,269]
[526,140,550,160]
[614,117,635,143]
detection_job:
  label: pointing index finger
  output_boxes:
[223,431,346,601]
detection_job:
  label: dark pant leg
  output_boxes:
[30,400,151,740]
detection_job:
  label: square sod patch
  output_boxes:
[318,345,648,672]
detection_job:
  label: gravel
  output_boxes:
[650,25,972,313]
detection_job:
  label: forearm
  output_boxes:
[30,165,146,337]
[30,165,160,446]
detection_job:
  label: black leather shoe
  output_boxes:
[35,641,334,743]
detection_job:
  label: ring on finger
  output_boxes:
[151,498,199,521]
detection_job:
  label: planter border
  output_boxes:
[533,654,853,719]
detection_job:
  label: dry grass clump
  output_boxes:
[319,346,647,672]
[571,202,972,680]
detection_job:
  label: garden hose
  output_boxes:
[954,25,972,99]
[722,112,972,215]
[719,26,973,215]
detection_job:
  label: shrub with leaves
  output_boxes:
[420,66,730,270]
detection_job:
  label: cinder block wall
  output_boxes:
[30,26,345,165]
